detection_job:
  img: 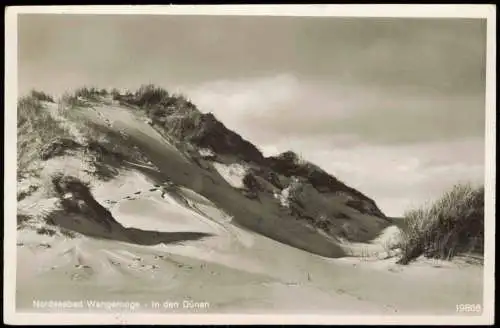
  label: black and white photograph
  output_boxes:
[4,5,496,325]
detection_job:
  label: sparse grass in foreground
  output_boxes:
[18,88,150,183]
[397,183,484,265]
[17,94,71,178]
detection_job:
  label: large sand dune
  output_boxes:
[16,100,483,315]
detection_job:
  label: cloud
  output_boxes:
[186,74,299,116]
[185,74,485,148]
[184,74,359,144]
[18,16,486,97]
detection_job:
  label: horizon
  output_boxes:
[17,14,487,216]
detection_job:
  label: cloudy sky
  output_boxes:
[18,14,487,216]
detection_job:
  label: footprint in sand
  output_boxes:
[134,191,141,195]
[37,243,51,249]
[388,267,401,273]
[71,273,83,280]
[385,304,398,313]
[75,264,91,269]
[140,264,159,270]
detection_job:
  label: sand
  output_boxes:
[15,102,484,316]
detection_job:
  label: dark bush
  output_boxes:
[29,90,55,103]
[243,172,262,192]
[266,151,386,218]
[74,86,102,101]
[40,138,82,160]
[133,84,170,108]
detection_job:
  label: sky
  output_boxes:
[17,14,487,216]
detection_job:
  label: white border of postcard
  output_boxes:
[4,4,496,325]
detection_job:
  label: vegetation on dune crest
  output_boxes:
[114,84,266,164]
[73,86,107,100]
[397,183,484,265]
[59,86,106,107]
[266,150,387,218]
[132,84,171,109]
[28,89,55,103]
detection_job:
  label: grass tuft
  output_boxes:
[397,183,484,265]
[28,89,55,103]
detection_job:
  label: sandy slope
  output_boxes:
[79,102,347,258]
[16,102,483,315]
[16,177,483,314]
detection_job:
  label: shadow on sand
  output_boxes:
[48,174,214,246]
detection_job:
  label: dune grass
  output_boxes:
[17,93,71,179]
[18,88,146,182]
[397,183,484,265]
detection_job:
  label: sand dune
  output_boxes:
[15,100,483,316]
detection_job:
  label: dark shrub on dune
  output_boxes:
[266,151,386,218]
